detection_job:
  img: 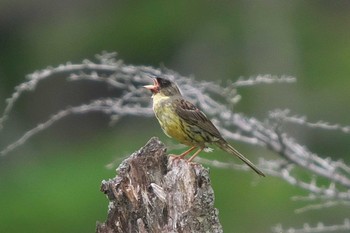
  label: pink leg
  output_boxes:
[187,147,204,162]
[178,146,197,159]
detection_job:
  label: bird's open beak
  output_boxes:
[143,78,159,93]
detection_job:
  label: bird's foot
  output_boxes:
[169,154,185,160]
[169,154,198,166]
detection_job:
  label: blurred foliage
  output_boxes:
[1,0,350,232]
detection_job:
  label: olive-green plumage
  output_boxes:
[144,77,265,177]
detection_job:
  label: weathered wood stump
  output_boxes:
[96,137,223,233]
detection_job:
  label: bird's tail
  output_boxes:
[215,140,265,177]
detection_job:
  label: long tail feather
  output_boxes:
[215,140,265,177]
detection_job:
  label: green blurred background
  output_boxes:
[1,1,349,232]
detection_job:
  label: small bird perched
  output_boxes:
[144,77,265,177]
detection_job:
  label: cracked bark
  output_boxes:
[96,137,223,233]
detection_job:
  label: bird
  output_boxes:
[144,77,265,177]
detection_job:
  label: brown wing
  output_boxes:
[174,98,222,139]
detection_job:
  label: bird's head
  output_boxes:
[144,77,181,97]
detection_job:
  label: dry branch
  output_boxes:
[96,137,222,233]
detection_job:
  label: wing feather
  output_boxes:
[174,98,222,139]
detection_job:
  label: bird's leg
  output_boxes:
[187,147,204,162]
[177,146,197,159]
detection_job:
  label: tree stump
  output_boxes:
[96,137,223,233]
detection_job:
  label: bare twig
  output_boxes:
[272,219,350,233]
[269,109,350,134]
